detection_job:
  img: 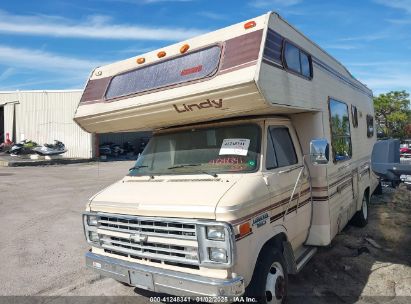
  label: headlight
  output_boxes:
[197,223,234,267]
[83,212,100,246]
[87,214,98,226]
[207,226,225,241]
[89,231,99,242]
[209,247,227,263]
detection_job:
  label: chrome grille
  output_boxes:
[99,215,196,239]
[96,213,199,268]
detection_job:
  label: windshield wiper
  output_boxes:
[167,164,201,169]
[201,171,218,178]
[167,164,218,178]
[129,165,148,171]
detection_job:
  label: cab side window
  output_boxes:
[266,126,298,169]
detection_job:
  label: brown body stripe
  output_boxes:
[270,211,286,223]
[269,197,312,222]
[285,197,311,214]
[236,197,312,241]
[328,172,352,188]
[359,168,369,177]
[312,177,353,201]
[230,187,310,226]
[235,231,253,241]
[312,169,358,192]
[312,173,350,192]
[237,178,355,241]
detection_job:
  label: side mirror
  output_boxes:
[310,138,329,165]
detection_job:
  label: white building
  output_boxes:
[0,90,149,159]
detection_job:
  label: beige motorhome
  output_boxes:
[75,12,378,303]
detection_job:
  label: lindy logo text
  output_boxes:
[173,99,223,113]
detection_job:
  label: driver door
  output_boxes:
[263,120,311,249]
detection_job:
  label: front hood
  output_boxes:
[89,174,241,219]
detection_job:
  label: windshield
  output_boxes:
[129,123,260,176]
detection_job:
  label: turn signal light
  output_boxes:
[244,21,256,29]
[239,222,251,236]
[136,57,145,64]
[157,51,166,58]
[180,44,190,53]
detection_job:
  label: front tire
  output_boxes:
[352,194,368,227]
[246,248,288,304]
[373,180,382,195]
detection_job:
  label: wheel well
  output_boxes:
[259,232,287,255]
[364,187,370,202]
[251,233,293,278]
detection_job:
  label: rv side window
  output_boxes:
[284,43,300,73]
[366,114,374,137]
[351,105,358,128]
[284,42,312,78]
[263,29,284,65]
[300,52,311,77]
[266,126,298,169]
[329,99,352,162]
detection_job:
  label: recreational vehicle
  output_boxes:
[75,11,378,303]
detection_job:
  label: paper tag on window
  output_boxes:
[219,139,250,156]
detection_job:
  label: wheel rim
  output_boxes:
[362,197,368,220]
[265,261,285,303]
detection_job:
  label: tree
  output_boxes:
[373,90,411,139]
[405,124,411,138]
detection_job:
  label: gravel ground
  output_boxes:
[0,162,410,303]
[288,183,411,304]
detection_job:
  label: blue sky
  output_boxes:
[0,0,410,95]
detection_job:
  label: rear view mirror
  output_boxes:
[310,138,329,165]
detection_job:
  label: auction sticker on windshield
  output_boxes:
[219,138,250,156]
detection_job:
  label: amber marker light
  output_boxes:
[157,51,166,58]
[180,44,190,54]
[244,20,256,29]
[136,57,145,64]
[239,222,252,236]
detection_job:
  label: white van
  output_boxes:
[75,11,378,303]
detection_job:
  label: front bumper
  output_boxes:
[86,252,244,297]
